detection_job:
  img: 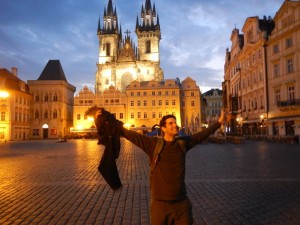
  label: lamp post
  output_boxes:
[260,114,264,135]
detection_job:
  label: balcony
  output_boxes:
[277,99,300,110]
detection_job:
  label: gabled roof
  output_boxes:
[38,60,67,81]
[0,68,21,82]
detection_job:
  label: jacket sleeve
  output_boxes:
[187,122,221,150]
[121,128,156,158]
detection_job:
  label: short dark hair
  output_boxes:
[159,115,176,135]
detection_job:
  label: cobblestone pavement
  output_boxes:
[0,139,299,225]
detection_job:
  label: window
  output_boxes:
[146,40,151,53]
[137,112,141,119]
[158,100,162,106]
[131,101,134,107]
[152,91,155,96]
[287,58,293,73]
[131,112,134,119]
[152,100,155,106]
[106,43,111,56]
[131,92,134,96]
[191,92,194,96]
[159,112,162,118]
[35,95,39,102]
[165,91,168,95]
[172,91,176,95]
[53,94,58,102]
[165,100,169,106]
[77,114,81,120]
[158,91,161,96]
[44,94,48,102]
[119,113,123,119]
[33,129,39,137]
[172,100,176,106]
[273,44,279,54]
[144,112,147,119]
[1,112,5,121]
[53,110,58,119]
[286,38,293,48]
[137,92,140,96]
[143,100,147,106]
[273,63,280,78]
[191,101,195,107]
[288,86,295,103]
[137,101,141,106]
[152,112,156,118]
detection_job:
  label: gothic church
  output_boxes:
[95,0,164,93]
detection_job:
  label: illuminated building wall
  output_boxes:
[28,60,76,139]
[0,68,32,141]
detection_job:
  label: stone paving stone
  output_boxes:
[0,139,300,225]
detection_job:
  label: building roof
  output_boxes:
[0,68,29,92]
[202,88,223,97]
[38,60,67,81]
[0,68,21,82]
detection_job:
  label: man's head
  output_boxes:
[159,115,179,138]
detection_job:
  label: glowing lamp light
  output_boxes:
[88,117,94,122]
[77,125,83,130]
[0,91,9,98]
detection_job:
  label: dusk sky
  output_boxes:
[0,0,283,93]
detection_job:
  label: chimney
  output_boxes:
[11,67,18,77]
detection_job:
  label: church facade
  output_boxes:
[95,0,163,93]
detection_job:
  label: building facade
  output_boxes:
[267,0,300,137]
[95,0,163,93]
[223,0,300,138]
[28,60,76,139]
[0,68,32,142]
[202,89,223,126]
[73,77,202,136]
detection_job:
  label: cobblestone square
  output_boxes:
[0,139,299,225]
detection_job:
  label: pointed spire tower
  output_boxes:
[135,0,161,62]
[97,0,120,64]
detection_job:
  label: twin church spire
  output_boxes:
[97,0,160,37]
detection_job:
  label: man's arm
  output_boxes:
[121,128,156,158]
[188,109,226,148]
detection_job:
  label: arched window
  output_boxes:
[53,110,58,119]
[44,110,48,119]
[44,93,49,102]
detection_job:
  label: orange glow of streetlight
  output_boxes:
[0,91,9,98]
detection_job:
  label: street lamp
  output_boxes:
[0,91,9,98]
[260,114,264,135]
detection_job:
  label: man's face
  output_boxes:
[162,117,179,137]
